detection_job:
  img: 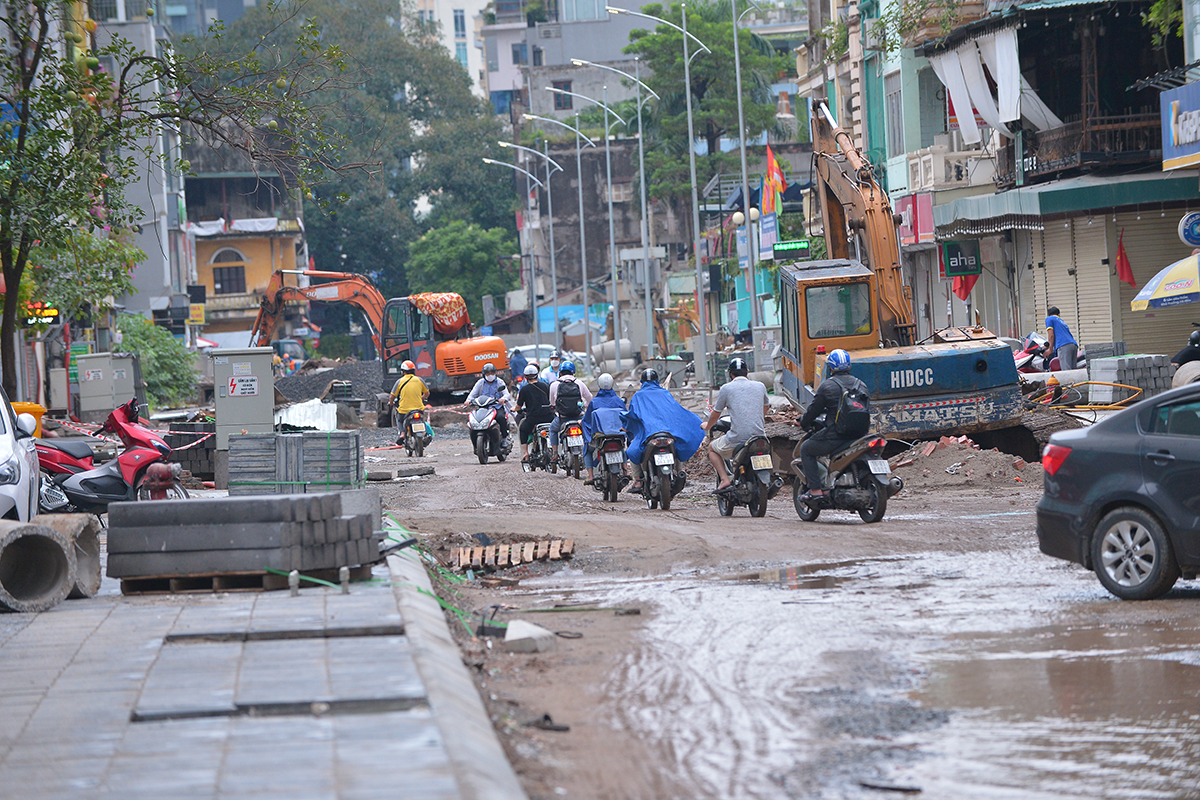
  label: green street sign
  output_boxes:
[773,239,811,259]
[941,240,982,278]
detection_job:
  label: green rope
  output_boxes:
[262,567,340,589]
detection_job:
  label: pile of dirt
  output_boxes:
[889,434,1042,493]
[276,359,383,403]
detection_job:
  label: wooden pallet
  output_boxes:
[450,539,575,572]
[119,564,374,595]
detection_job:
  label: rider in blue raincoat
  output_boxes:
[582,373,627,485]
[621,368,704,492]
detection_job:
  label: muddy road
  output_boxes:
[374,429,1200,800]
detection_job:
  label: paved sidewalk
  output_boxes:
[0,551,524,800]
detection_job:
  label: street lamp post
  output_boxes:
[572,57,660,363]
[732,0,763,328]
[484,157,547,346]
[609,3,712,380]
[523,111,598,371]
[546,85,628,373]
[496,142,565,349]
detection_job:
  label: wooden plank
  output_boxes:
[509,544,522,566]
[549,540,562,560]
[450,548,462,569]
[471,548,483,570]
[484,545,496,568]
[496,544,509,567]
[536,540,549,560]
[523,542,535,562]
[561,539,575,556]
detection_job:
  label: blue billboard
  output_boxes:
[1162,81,1200,171]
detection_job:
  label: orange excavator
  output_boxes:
[250,269,510,425]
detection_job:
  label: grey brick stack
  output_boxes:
[1088,354,1178,404]
[106,493,379,578]
[227,430,364,495]
[166,421,216,479]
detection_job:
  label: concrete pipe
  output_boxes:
[36,514,101,599]
[0,521,76,613]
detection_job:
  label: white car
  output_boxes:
[0,392,40,521]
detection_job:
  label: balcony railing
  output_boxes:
[995,113,1161,189]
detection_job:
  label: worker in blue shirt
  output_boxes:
[1044,306,1079,370]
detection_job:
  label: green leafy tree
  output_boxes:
[405,221,518,324]
[116,314,197,406]
[623,1,791,212]
[0,0,360,396]
[30,229,142,322]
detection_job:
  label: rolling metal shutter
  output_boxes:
[1071,219,1112,345]
[1115,209,1200,355]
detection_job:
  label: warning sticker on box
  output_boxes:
[233,362,252,376]
[84,369,103,382]
[228,376,259,397]
[113,369,127,380]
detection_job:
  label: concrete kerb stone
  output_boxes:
[388,548,528,800]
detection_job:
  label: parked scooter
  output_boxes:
[638,431,685,510]
[1014,332,1087,373]
[557,418,586,479]
[399,408,432,458]
[790,425,902,523]
[40,397,188,514]
[710,417,784,518]
[590,432,629,502]
[467,396,511,465]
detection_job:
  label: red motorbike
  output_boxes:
[1014,332,1087,374]
[37,397,187,514]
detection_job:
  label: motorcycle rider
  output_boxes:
[389,360,431,444]
[621,368,704,493]
[549,360,593,457]
[516,363,554,461]
[541,350,564,384]
[798,349,869,503]
[510,349,528,385]
[466,362,513,443]
[701,357,769,493]
[582,372,627,485]
[1172,330,1200,368]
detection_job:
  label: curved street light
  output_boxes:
[524,111,598,148]
[482,157,545,188]
[733,0,765,328]
[498,141,564,172]
[546,87,628,127]
[606,5,711,59]
[499,141,563,338]
[571,57,657,357]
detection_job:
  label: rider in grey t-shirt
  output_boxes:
[701,359,769,492]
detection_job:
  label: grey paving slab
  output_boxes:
[134,641,240,717]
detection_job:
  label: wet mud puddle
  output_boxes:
[518,552,1200,799]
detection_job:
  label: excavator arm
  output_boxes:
[811,100,916,347]
[249,270,387,354]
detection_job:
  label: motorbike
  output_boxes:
[39,397,188,514]
[790,424,903,523]
[557,418,586,479]
[467,396,511,465]
[590,432,629,502]
[710,417,784,518]
[638,432,685,511]
[399,408,432,458]
[523,420,556,473]
[1014,332,1087,373]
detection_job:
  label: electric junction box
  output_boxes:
[211,347,275,450]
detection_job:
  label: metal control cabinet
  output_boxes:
[212,347,275,449]
[74,352,146,423]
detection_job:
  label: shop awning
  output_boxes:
[933,170,1200,236]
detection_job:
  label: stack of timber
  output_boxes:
[106,493,380,590]
[228,430,364,496]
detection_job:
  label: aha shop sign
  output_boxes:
[1162,81,1200,170]
[940,240,982,278]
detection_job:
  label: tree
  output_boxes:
[0,0,362,396]
[115,314,197,406]
[622,1,791,210]
[30,229,142,323]
[405,221,518,324]
[212,0,517,302]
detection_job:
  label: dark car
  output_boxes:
[1037,382,1200,600]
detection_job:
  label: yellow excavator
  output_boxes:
[776,100,1023,438]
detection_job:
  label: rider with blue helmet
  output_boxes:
[798,349,870,502]
[548,360,594,456]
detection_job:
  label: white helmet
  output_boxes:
[524,363,539,377]
[598,373,614,390]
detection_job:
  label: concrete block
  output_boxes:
[339,487,381,533]
[110,495,308,529]
[0,521,76,612]
[335,542,347,566]
[106,548,285,578]
[107,521,297,554]
[395,465,436,478]
[359,538,375,564]
[503,620,558,654]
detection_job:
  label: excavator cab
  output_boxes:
[381,296,509,396]
[382,299,436,382]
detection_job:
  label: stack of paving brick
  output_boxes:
[106,493,379,580]
[166,421,216,479]
[228,430,363,496]
[1088,355,1177,404]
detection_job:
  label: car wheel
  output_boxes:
[1092,506,1180,600]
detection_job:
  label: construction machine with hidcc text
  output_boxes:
[775,101,1023,440]
[249,270,509,426]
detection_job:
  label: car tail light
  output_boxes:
[1042,444,1071,475]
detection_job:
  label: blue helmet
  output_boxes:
[827,349,852,373]
[559,360,576,375]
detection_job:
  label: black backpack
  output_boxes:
[832,376,871,436]
[555,379,583,419]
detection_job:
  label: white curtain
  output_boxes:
[929,50,982,145]
[959,41,1012,137]
[975,26,1064,131]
